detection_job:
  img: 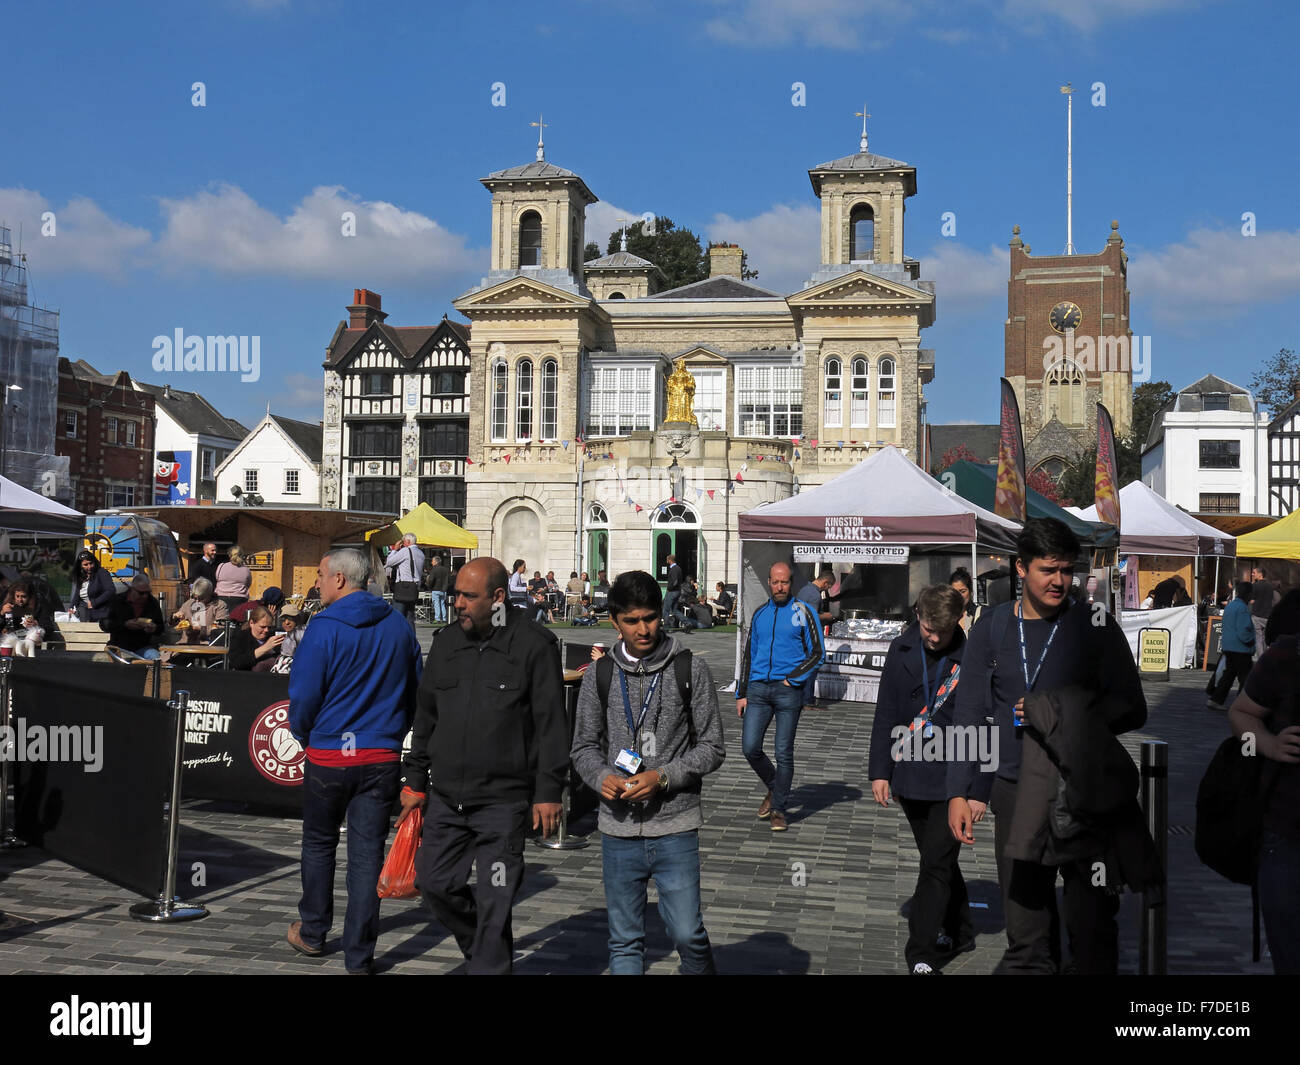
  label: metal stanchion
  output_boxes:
[0,647,27,850]
[130,689,209,922]
[533,785,588,851]
[1139,740,1168,975]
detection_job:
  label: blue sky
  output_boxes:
[6,0,1298,432]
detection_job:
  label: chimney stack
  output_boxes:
[708,243,744,279]
[347,288,387,330]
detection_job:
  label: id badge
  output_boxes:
[615,748,643,774]
[910,716,933,739]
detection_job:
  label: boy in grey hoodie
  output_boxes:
[571,570,725,974]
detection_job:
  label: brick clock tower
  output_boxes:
[1004,220,1133,477]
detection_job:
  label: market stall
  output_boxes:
[736,447,1020,702]
[0,474,85,602]
[1076,480,1235,667]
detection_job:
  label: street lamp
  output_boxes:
[0,382,23,481]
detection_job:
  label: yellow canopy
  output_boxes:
[365,502,478,550]
[1235,509,1300,560]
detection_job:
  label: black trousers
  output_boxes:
[899,796,972,968]
[1210,650,1253,705]
[990,776,1120,974]
[416,792,530,975]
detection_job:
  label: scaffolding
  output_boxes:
[0,224,70,501]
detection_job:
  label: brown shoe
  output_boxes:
[757,791,773,820]
[770,811,789,832]
[287,920,323,957]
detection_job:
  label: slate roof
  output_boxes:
[929,423,1001,468]
[808,150,917,196]
[324,317,470,369]
[648,276,784,300]
[584,251,657,270]
[270,415,323,464]
[480,161,597,203]
[134,381,248,440]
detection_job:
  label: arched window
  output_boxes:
[653,502,700,525]
[490,359,508,441]
[587,503,609,526]
[877,357,896,428]
[823,357,842,428]
[516,358,533,441]
[850,204,874,262]
[540,358,558,441]
[519,211,542,267]
[1044,361,1085,426]
[850,357,869,427]
[608,291,626,299]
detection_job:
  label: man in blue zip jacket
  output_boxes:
[869,584,973,974]
[737,561,825,832]
[286,548,423,974]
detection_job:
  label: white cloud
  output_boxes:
[705,204,821,292]
[0,188,152,280]
[921,240,1008,306]
[155,184,484,283]
[584,200,655,254]
[280,372,324,414]
[997,0,1212,34]
[1132,226,1300,324]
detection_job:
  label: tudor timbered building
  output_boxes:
[1269,390,1300,516]
[321,291,471,523]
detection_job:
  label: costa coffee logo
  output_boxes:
[247,701,304,785]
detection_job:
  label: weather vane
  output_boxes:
[530,114,548,162]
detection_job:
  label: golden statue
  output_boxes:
[664,358,698,426]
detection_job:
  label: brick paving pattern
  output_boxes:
[0,627,1275,974]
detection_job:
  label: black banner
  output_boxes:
[9,672,172,899]
[168,669,303,815]
[12,654,155,700]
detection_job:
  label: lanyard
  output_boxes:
[919,647,949,714]
[618,667,661,744]
[1017,601,1062,693]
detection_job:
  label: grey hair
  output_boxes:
[190,577,214,599]
[129,574,152,591]
[323,548,370,589]
[402,533,417,546]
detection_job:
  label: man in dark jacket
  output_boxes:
[398,557,567,974]
[104,575,166,660]
[189,541,219,587]
[425,554,450,623]
[869,585,972,974]
[286,548,422,974]
[662,554,684,630]
[946,518,1146,975]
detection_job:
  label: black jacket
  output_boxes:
[103,592,165,653]
[75,568,117,621]
[666,564,683,592]
[1006,684,1163,898]
[190,556,218,587]
[229,626,277,671]
[425,563,450,593]
[867,622,966,801]
[403,611,569,808]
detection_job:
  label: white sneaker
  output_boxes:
[911,962,935,975]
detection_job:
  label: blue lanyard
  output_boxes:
[918,647,950,714]
[618,668,661,744]
[1016,601,1062,693]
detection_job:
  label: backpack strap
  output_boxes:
[597,649,696,748]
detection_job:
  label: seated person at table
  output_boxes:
[105,575,166,661]
[228,585,285,624]
[229,605,286,672]
[269,605,305,674]
[0,579,55,656]
[170,577,229,643]
[709,582,734,623]
[531,590,556,624]
[571,595,598,626]
[529,570,548,596]
[683,578,713,629]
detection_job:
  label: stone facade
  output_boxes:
[450,139,938,589]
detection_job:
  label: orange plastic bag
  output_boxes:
[377,808,422,899]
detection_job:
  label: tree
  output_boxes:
[1056,447,1097,509]
[1128,380,1175,453]
[1250,348,1300,416]
[931,443,979,477]
[1026,467,1066,506]
[603,217,707,291]
[582,241,600,263]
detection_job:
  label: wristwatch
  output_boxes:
[657,769,669,792]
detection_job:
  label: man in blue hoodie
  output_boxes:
[286,548,422,974]
[1207,579,1256,709]
[737,561,824,832]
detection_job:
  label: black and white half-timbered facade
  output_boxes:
[321,290,471,522]
[1269,390,1300,516]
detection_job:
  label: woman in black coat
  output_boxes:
[70,551,117,622]
[228,605,286,672]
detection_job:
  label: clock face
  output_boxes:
[1049,301,1083,333]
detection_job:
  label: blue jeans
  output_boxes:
[742,680,803,814]
[663,590,681,627]
[431,590,447,622]
[1259,829,1300,974]
[601,831,714,975]
[298,759,401,972]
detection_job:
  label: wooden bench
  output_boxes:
[55,620,110,654]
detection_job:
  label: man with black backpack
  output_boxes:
[571,570,726,974]
[945,517,1147,974]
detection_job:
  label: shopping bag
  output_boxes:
[376,807,422,899]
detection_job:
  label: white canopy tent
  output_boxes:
[1075,480,1235,558]
[0,474,83,537]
